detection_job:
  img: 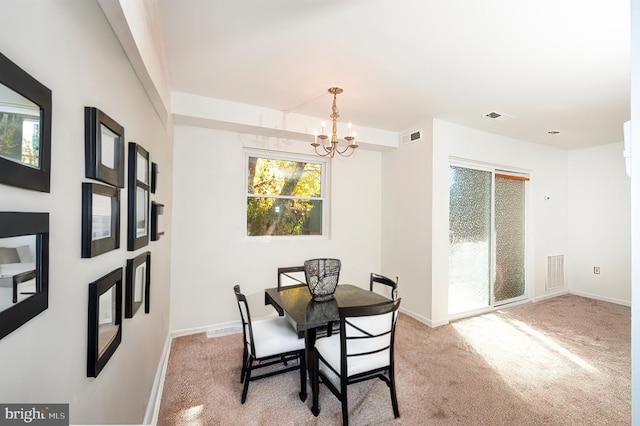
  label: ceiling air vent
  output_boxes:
[401,129,422,145]
[483,111,513,121]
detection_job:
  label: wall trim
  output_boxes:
[144,333,173,425]
[399,307,449,328]
[531,289,570,303]
[568,290,631,307]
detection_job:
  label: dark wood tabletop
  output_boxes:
[264,283,390,335]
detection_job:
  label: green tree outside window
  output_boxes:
[246,154,325,236]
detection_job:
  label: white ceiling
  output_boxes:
[156,0,630,150]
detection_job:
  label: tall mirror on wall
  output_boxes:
[128,142,150,251]
[0,212,49,340]
[0,52,52,192]
[87,268,122,378]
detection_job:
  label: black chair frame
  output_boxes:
[312,298,401,425]
[234,285,307,404]
[370,272,398,299]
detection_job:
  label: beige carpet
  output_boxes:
[157,295,630,425]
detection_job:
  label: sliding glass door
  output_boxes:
[448,164,527,316]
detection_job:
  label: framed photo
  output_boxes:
[127,142,150,251]
[125,251,150,318]
[151,202,165,242]
[0,52,52,193]
[151,162,158,194]
[81,183,120,258]
[87,268,122,378]
[0,212,49,340]
[84,107,125,188]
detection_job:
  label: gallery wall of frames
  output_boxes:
[0,52,165,377]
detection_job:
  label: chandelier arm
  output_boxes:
[313,144,331,157]
[335,144,357,157]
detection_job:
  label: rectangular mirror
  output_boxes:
[87,268,122,378]
[84,107,124,188]
[151,202,165,241]
[125,251,150,318]
[128,142,150,251]
[136,187,148,238]
[0,52,52,192]
[0,212,49,340]
[82,183,120,258]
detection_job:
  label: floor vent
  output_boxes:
[546,255,565,290]
[206,325,241,338]
[401,129,422,145]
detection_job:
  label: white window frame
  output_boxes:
[244,148,330,240]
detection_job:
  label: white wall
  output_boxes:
[568,143,631,305]
[170,125,382,331]
[381,120,434,324]
[431,120,570,324]
[0,1,172,424]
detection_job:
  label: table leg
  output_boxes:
[306,328,320,416]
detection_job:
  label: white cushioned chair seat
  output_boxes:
[315,333,391,388]
[252,316,305,359]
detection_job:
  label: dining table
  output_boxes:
[264,283,391,413]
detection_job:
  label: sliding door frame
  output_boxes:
[448,158,533,320]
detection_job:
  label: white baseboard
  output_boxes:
[142,320,244,425]
[568,290,631,307]
[399,307,449,328]
[531,289,569,303]
[144,333,173,425]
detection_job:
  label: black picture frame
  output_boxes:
[151,162,158,194]
[81,183,120,258]
[84,107,125,188]
[151,202,165,242]
[0,212,49,340]
[87,268,122,378]
[0,52,52,193]
[145,251,152,314]
[127,142,150,251]
[125,251,150,318]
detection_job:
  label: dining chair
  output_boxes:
[312,298,402,425]
[277,266,306,289]
[370,273,398,300]
[233,285,307,404]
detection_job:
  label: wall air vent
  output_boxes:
[401,129,422,145]
[546,255,565,290]
[483,111,513,121]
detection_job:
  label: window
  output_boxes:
[245,150,328,237]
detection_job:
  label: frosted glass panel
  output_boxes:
[494,176,526,302]
[448,166,492,314]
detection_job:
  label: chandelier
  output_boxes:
[311,87,358,158]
